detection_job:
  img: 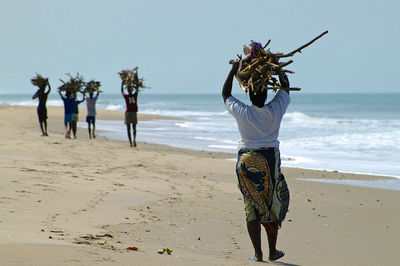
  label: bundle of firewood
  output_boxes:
[58,73,85,93]
[231,31,328,94]
[31,74,48,88]
[118,67,147,90]
[84,80,102,94]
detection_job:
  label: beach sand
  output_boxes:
[1,106,399,266]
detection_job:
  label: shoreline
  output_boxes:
[1,105,400,265]
[4,105,400,181]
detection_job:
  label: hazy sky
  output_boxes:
[1,0,399,94]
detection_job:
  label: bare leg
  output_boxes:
[43,120,48,136]
[39,121,45,136]
[72,121,77,139]
[247,220,263,261]
[92,122,96,138]
[126,124,133,147]
[263,222,285,261]
[88,123,92,139]
[66,123,72,139]
[133,124,137,147]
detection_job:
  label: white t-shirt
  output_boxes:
[86,96,98,116]
[225,89,290,149]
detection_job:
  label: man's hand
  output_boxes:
[279,73,290,94]
[279,73,290,88]
[222,60,240,103]
[230,60,240,75]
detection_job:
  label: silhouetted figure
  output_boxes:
[32,78,51,136]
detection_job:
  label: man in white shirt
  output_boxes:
[85,90,99,139]
[222,61,290,262]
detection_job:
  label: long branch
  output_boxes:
[280,30,328,58]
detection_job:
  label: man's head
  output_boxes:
[127,85,134,94]
[249,86,267,108]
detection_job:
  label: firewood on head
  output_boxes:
[31,74,48,88]
[84,80,102,94]
[57,73,85,94]
[118,67,149,91]
[231,31,328,94]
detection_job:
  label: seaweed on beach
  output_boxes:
[118,67,148,91]
[231,31,328,94]
[84,80,102,94]
[58,73,85,93]
[31,73,48,88]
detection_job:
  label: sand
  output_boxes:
[0,106,399,266]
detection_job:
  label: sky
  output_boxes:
[1,0,399,94]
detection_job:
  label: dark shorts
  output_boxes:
[86,116,96,124]
[72,114,79,122]
[125,112,137,125]
[64,114,73,124]
[37,107,47,122]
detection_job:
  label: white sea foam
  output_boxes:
[104,104,124,111]
[140,109,227,118]
[297,178,400,191]
[4,93,399,178]
[208,144,237,150]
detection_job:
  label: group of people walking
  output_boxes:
[58,90,98,139]
[32,78,138,147]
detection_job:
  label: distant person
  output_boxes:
[59,90,75,139]
[121,83,138,147]
[71,92,86,139]
[222,61,291,262]
[32,79,51,136]
[85,90,99,139]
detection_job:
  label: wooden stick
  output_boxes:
[279,60,293,68]
[280,31,328,58]
[268,86,301,91]
[263,39,271,49]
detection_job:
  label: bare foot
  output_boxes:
[249,255,264,262]
[269,250,285,261]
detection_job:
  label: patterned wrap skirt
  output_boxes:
[236,147,290,223]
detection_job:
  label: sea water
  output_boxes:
[2,92,400,178]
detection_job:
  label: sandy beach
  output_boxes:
[1,106,399,266]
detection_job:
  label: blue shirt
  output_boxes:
[73,98,85,114]
[61,96,75,115]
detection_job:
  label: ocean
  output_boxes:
[2,92,400,180]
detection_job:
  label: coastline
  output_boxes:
[1,106,399,265]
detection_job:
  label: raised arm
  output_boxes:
[59,90,67,100]
[79,94,86,103]
[45,80,51,95]
[32,89,40,99]
[121,82,125,95]
[222,61,240,103]
[279,73,290,95]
